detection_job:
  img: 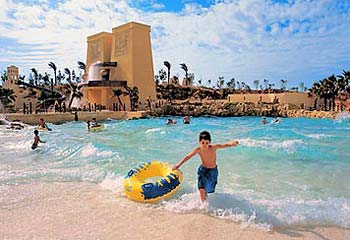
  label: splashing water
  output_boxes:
[87,61,101,81]
[335,111,350,122]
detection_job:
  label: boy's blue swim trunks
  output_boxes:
[197,165,218,193]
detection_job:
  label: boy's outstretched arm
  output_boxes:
[214,140,239,149]
[172,147,198,170]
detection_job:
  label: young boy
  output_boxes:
[31,130,45,150]
[91,118,100,127]
[172,131,239,202]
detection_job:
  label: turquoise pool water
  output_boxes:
[1,116,350,229]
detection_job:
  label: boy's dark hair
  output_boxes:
[40,118,44,121]
[34,130,39,135]
[199,131,211,142]
[92,118,96,120]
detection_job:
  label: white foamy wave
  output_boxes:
[99,173,125,194]
[81,143,113,158]
[304,133,332,139]
[162,192,207,212]
[2,139,33,151]
[239,138,303,153]
[255,197,350,228]
[145,127,166,135]
[160,191,271,231]
[212,208,271,231]
[145,128,161,134]
[335,111,350,122]
[161,189,350,229]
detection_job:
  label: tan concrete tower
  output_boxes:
[110,22,156,103]
[86,32,112,74]
[2,66,39,111]
[4,65,19,87]
[83,22,156,111]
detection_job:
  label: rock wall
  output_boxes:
[148,101,339,119]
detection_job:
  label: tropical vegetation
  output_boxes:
[310,70,350,111]
[0,87,16,112]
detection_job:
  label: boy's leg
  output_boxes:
[199,188,207,202]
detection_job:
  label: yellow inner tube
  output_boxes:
[89,124,104,131]
[123,161,183,203]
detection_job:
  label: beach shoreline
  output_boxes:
[1,182,349,240]
[4,110,147,125]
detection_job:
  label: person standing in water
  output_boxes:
[172,131,239,202]
[31,130,45,150]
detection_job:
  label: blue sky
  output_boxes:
[0,0,350,89]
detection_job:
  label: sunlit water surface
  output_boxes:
[1,116,350,229]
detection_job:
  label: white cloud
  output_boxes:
[0,0,349,88]
[152,3,165,10]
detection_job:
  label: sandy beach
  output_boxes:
[1,182,349,240]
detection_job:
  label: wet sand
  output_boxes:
[1,182,349,240]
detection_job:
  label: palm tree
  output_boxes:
[180,63,189,85]
[164,61,171,85]
[310,82,321,109]
[112,89,124,110]
[207,79,211,88]
[66,78,83,110]
[217,76,224,89]
[0,87,16,109]
[125,86,139,111]
[253,80,259,90]
[327,75,337,110]
[77,61,86,73]
[48,62,57,92]
[77,61,86,82]
[0,70,8,84]
[228,78,235,90]
[236,81,241,90]
[57,70,64,85]
[280,79,287,91]
[72,70,76,82]
[64,68,71,82]
[31,68,39,86]
[337,70,350,96]
[315,77,335,111]
[42,72,51,86]
[263,79,269,90]
[241,82,246,90]
[156,69,167,84]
